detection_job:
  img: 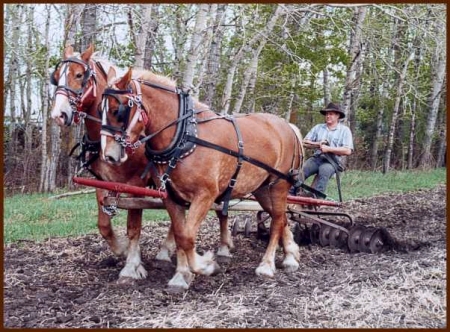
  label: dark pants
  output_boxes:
[302,155,336,194]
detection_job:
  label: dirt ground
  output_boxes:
[3,185,446,328]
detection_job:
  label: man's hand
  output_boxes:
[303,139,328,149]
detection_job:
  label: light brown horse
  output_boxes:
[100,68,303,290]
[50,45,177,280]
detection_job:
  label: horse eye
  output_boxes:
[76,73,83,79]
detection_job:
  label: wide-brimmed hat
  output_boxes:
[320,102,345,119]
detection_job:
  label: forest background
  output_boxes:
[2,3,447,195]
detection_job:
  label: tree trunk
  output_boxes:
[80,4,97,51]
[204,4,227,107]
[182,4,210,93]
[5,5,22,158]
[143,5,159,71]
[134,4,153,69]
[341,6,367,124]
[370,16,398,171]
[435,90,446,168]
[323,67,331,106]
[407,44,422,169]
[171,5,191,82]
[419,29,446,168]
[232,5,283,114]
[64,4,83,46]
[23,5,34,186]
[39,5,52,192]
[383,49,415,173]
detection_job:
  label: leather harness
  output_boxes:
[100,80,325,216]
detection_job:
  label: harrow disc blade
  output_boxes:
[329,227,348,249]
[244,218,252,238]
[310,223,321,245]
[257,220,270,241]
[319,225,332,247]
[231,217,240,237]
[347,225,366,253]
[369,229,386,253]
[359,227,379,253]
[293,223,311,246]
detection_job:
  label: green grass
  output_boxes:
[3,191,169,244]
[324,167,447,201]
[3,168,446,243]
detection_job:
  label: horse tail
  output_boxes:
[288,123,305,181]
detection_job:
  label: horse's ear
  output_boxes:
[106,67,117,85]
[81,44,94,62]
[116,68,133,90]
[63,45,74,60]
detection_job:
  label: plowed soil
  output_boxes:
[3,185,446,328]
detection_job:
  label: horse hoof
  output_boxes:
[255,264,275,278]
[119,264,148,279]
[168,271,193,290]
[282,255,299,273]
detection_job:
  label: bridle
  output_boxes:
[100,79,199,157]
[51,56,104,125]
[100,79,150,156]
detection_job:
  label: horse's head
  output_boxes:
[50,44,97,126]
[100,67,146,165]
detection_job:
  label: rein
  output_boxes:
[101,77,325,214]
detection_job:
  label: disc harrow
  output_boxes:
[230,194,392,254]
[72,176,392,255]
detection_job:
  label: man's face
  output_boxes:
[324,111,340,124]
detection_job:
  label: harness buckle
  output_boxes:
[168,158,178,169]
[229,178,237,188]
[159,173,169,190]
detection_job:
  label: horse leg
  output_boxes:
[119,208,147,279]
[155,223,176,263]
[253,184,299,277]
[215,211,234,259]
[182,196,221,276]
[280,220,300,272]
[164,199,193,290]
[166,195,221,290]
[96,189,128,256]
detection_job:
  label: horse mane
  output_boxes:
[91,53,117,75]
[133,69,210,111]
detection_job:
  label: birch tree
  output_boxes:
[39,5,54,192]
[419,14,446,168]
[203,4,227,107]
[132,4,153,69]
[181,4,210,94]
[341,5,367,130]
[383,47,415,173]
[233,5,284,114]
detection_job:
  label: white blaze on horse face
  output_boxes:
[100,98,129,164]
[100,98,109,160]
[50,63,73,126]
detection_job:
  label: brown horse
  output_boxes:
[50,45,177,280]
[100,68,303,290]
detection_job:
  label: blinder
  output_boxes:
[50,57,92,91]
[101,88,133,131]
